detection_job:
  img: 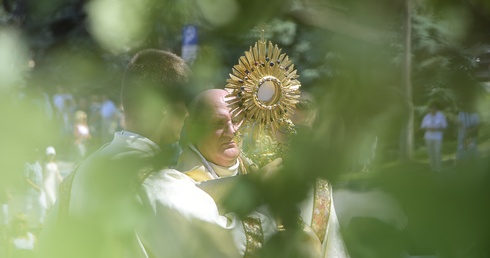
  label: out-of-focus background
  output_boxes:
[1,0,490,257]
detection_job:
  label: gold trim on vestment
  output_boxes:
[311,179,331,242]
[242,217,265,258]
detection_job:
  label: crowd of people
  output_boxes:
[51,87,124,161]
[1,146,62,258]
[0,87,125,257]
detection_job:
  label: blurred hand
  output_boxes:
[250,157,283,181]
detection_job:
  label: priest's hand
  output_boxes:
[250,157,283,181]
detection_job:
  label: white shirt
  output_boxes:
[13,232,36,250]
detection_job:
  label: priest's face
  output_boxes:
[196,92,240,167]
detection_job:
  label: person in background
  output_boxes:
[24,149,46,229]
[52,86,73,117]
[99,94,117,144]
[7,213,37,258]
[43,147,63,210]
[421,101,447,172]
[74,97,89,115]
[52,86,74,137]
[88,94,102,149]
[456,105,480,162]
[73,111,91,159]
[54,91,76,156]
[40,49,276,258]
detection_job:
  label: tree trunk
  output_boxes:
[400,0,414,161]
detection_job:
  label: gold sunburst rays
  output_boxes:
[225,40,301,136]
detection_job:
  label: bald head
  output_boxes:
[190,89,229,115]
[186,89,240,167]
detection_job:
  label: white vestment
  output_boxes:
[40,132,275,258]
[177,144,350,258]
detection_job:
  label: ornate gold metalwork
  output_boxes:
[225,39,301,166]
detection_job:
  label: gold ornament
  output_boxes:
[225,38,301,166]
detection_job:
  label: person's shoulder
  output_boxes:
[143,169,195,185]
[175,146,201,169]
[436,111,447,118]
[139,169,203,208]
[183,167,213,182]
[153,168,183,177]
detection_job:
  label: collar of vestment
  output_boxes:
[209,158,240,178]
[188,144,240,179]
[115,131,178,169]
[116,130,161,154]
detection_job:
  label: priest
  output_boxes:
[177,89,350,258]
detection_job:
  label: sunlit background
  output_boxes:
[1,0,490,257]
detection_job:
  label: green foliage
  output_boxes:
[1,0,490,257]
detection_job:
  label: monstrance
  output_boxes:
[224,37,301,167]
